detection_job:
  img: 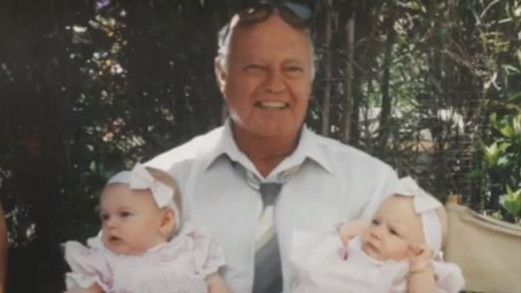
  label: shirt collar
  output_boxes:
[200,119,251,171]
[200,119,333,176]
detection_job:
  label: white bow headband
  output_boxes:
[107,163,180,231]
[392,176,443,251]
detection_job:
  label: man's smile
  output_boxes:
[255,100,289,109]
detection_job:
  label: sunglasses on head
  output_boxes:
[218,1,312,50]
[236,1,312,28]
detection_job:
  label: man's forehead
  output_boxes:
[231,15,311,45]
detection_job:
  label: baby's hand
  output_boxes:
[64,284,104,293]
[338,220,370,246]
[63,289,96,293]
[408,244,434,273]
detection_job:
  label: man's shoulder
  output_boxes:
[146,126,224,171]
[312,133,392,171]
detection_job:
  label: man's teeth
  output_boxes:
[257,101,288,109]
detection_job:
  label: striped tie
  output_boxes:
[231,161,298,293]
[253,182,283,293]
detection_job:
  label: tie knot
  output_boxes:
[259,182,283,206]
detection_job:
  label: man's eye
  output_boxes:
[285,66,303,72]
[244,64,266,72]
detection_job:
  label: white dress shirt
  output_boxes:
[147,121,398,293]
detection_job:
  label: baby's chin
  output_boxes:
[107,245,146,255]
[103,239,145,255]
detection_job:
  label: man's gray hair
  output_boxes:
[216,20,317,79]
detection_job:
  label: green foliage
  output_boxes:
[501,186,521,223]
[478,112,521,222]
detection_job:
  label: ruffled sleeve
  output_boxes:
[186,225,226,277]
[433,261,465,293]
[63,240,112,291]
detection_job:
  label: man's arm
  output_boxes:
[0,205,7,293]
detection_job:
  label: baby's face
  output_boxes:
[99,184,168,255]
[360,196,424,261]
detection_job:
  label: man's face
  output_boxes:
[216,13,313,140]
[100,184,166,255]
[360,196,425,261]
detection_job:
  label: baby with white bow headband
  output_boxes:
[290,176,465,293]
[63,163,230,293]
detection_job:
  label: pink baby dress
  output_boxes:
[289,225,464,293]
[64,222,225,293]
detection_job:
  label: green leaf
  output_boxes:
[484,142,501,166]
[498,142,512,152]
[500,186,521,220]
[500,125,515,138]
[513,115,521,133]
[467,169,484,179]
[490,112,498,126]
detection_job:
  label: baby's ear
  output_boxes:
[159,208,176,239]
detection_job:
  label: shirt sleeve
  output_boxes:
[63,241,112,291]
[360,165,399,219]
[433,261,466,293]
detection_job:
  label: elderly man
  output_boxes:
[148,1,398,292]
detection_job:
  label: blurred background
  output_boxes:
[1,0,520,291]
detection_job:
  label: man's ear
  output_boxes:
[159,208,176,239]
[214,56,227,93]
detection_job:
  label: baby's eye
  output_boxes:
[371,219,380,226]
[389,226,402,237]
[120,211,132,218]
[100,213,109,221]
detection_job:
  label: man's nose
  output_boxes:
[264,68,285,93]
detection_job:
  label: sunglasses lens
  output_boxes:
[235,2,311,28]
[237,4,272,25]
[280,2,311,27]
